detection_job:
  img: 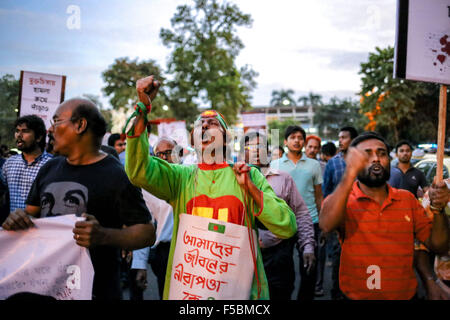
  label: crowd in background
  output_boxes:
[0,77,449,301]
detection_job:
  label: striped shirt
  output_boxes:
[2,151,52,212]
[339,181,432,300]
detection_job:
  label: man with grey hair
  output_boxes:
[153,136,183,164]
[2,98,155,300]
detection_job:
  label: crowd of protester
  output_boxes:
[0,75,449,301]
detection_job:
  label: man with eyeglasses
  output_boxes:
[154,137,182,164]
[2,98,155,300]
[125,75,297,300]
[242,131,315,300]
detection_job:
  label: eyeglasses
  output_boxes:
[50,118,73,128]
[155,150,173,158]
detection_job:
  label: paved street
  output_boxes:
[123,247,334,300]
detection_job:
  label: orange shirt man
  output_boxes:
[320,131,449,300]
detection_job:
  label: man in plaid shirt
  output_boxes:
[2,115,52,213]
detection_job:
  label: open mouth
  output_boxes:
[201,131,215,144]
[16,140,24,148]
[369,164,384,175]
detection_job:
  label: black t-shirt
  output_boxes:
[394,166,428,198]
[27,154,151,299]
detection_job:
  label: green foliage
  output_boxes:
[314,97,365,140]
[358,46,427,144]
[399,82,449,145]
[298,92,323,107]
[160,0,257,126]
[267,117,298,144]
[81,93,114,132]
[0,74,19,149]
[101,57,172,120]
[270,89,296,106]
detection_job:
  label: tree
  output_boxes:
[314,97,365,140]
[82,93,115,132]
[160,0,257,126]
[270,89,295,107]
[101,57,172,120]
[359,47,426,144]
[399,82,449,145]
[0,74,19,149]
[267,117,298,145]
[359,46,449,145]
[298,91,323,107]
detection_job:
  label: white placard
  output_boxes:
[241,113,267,128]
[0,215,94,300]
[168,214,257,300]
[395,0,450,85]
[20,71,66,128]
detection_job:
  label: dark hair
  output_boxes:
[100,144,119,159]
[350,131,390,151]
[71,100,107,148]
[321,142,337,157]
[284,125,306,141]
[340,126,358,139]
[14,115,47,151]
[395,140,414,152]
[107,133,122,147]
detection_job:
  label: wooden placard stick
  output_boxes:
[436,84,447,183]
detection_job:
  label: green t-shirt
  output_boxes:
[125,130,296,300]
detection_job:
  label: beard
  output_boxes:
[357,163,391,188]
[17,140,38,153]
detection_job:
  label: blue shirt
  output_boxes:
[2,151,53,212]
[388,167,403,188]
[270,153,323,224]
[322,152,346,198]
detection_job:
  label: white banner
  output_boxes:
[241,113,267,128]
[0,215,94,300]
[20,70,65,129]
[169,214,256,300]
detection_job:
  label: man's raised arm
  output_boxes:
[319,147,368,233]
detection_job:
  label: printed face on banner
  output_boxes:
[40,182,88,217]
